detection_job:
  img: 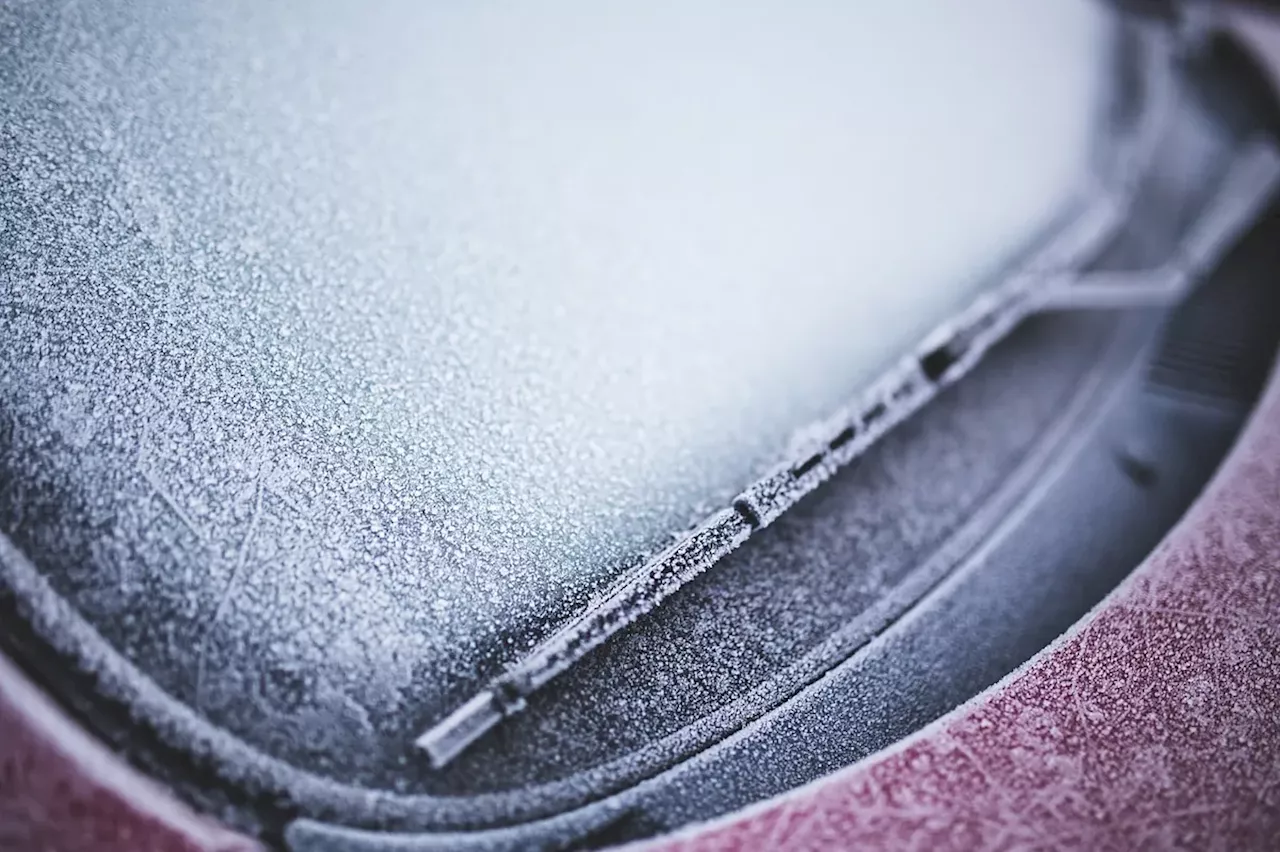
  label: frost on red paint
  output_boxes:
[0,653,259,852]
[639,366,1280,852]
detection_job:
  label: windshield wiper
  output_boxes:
[416,28,1280,770]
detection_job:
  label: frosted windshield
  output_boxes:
[1,1,1107,693]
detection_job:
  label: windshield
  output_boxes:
[0,0,1107,724]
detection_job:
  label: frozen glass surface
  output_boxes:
[0,1,1106,712]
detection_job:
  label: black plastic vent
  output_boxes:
[1147,205,1280,403]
